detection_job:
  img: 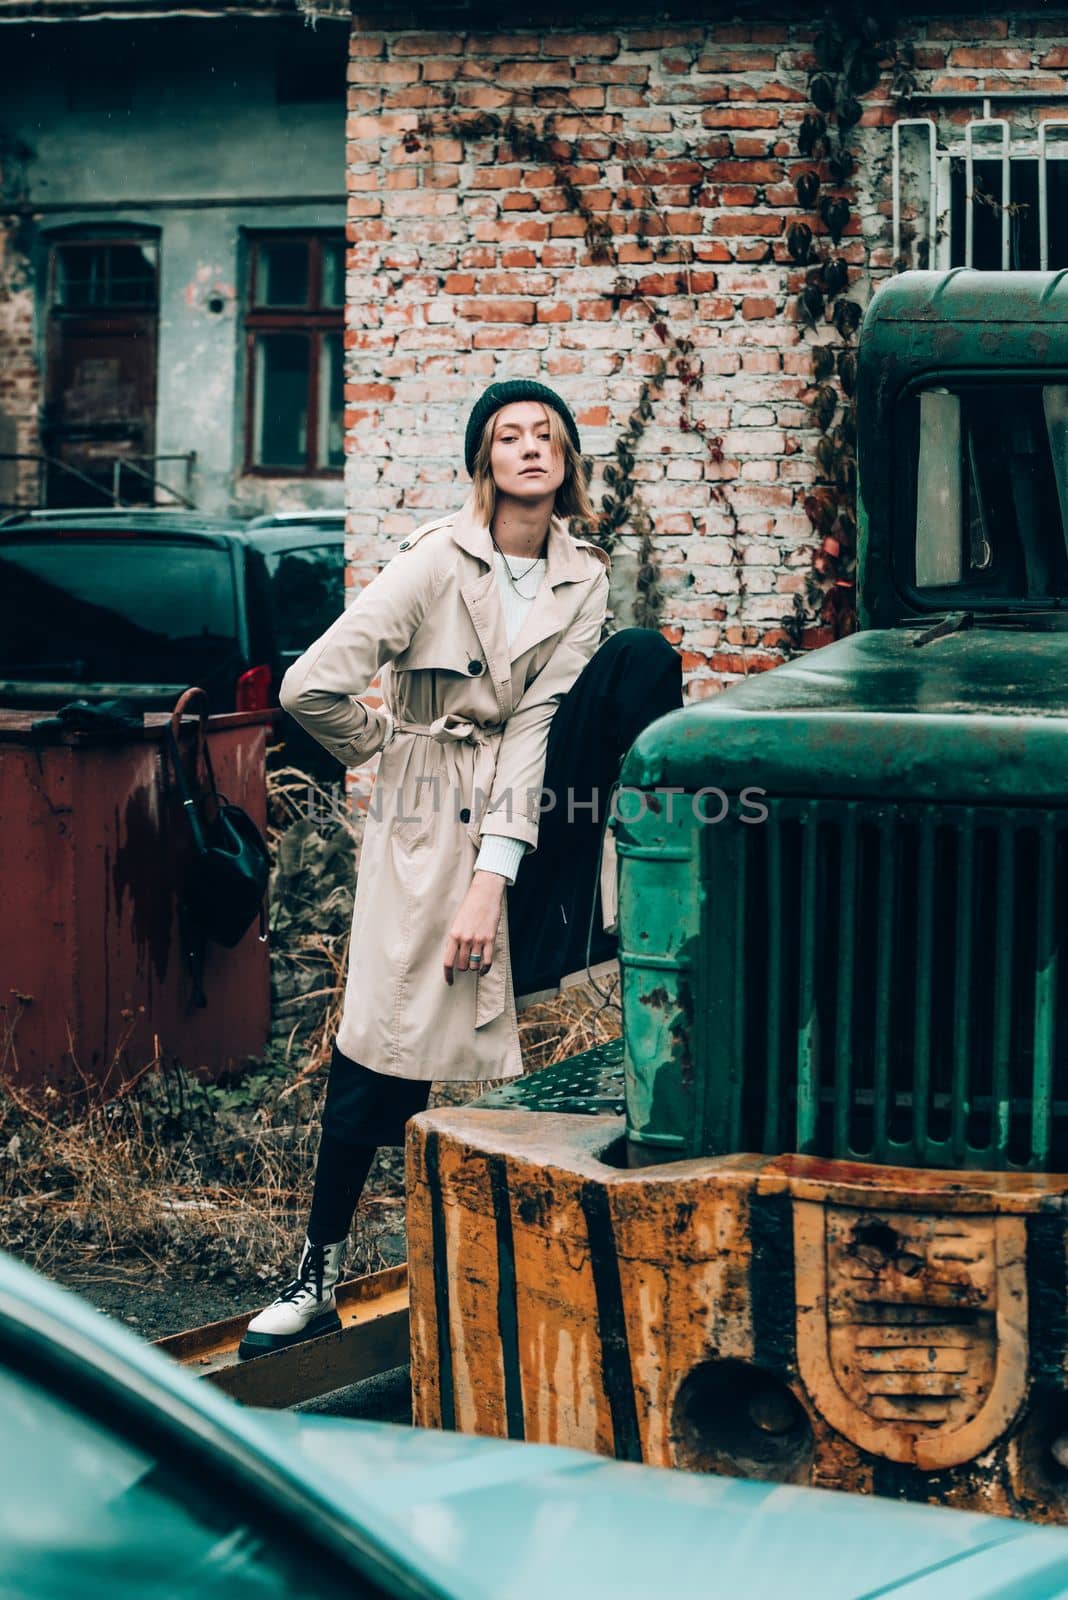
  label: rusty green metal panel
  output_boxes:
[619,632,1068,807]
[620,791,1068,1171]
[617,660,1068,1167]
[617,748,1068,1164]
[613,792,702,1160]
[702,799,1068,1170]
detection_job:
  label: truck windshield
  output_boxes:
[0,538,240,684]
[912,383,1068,602]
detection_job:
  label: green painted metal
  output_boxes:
[610,274,1068,1172]
[646,797,1068,1171]
[473,1038,624,1117]
[614,794,702,1157]
[856,268,1068,631]
[620,632,1068,807]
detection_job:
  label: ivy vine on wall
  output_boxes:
[414,15,901,662]
[414,102,749,641]
[782,6,901,650]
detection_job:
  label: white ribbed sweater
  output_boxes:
[472,553,547,884]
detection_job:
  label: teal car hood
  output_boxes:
[4,1250,1068,1600]
[273,1413,1068,1600]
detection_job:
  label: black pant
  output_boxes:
[308,1042,431,1240]
[306,627,683,1244]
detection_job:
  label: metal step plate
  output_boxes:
[473,1036,625,1117]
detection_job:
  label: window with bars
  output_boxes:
[244,234,345,476]
[893,113,1068,272]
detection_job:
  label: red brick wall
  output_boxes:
[342,16,865,696]
[341,11,1068,696]
[0,222,40,509]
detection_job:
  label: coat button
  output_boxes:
[399,540,410,550]
[467,659,484,675]
[459,807,471,823]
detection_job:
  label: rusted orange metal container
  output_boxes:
[0,708,273,1095]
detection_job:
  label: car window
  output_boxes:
[0,539,241,685]
[0,1359,358,1600]
[264,543,345,656]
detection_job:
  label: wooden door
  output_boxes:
[43,238,159,507]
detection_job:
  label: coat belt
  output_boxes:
[392,713,510,1032]
[392,713,505,832]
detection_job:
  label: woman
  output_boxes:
[240,380,682,1358]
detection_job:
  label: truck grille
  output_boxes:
[698,800,1068,1170]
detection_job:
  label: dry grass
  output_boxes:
[0,1046,325,1287]
[1,982,618,1292]
[263,762,358,1088]
[1,759,621,1300]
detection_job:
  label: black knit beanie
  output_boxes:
[464,379,581,476]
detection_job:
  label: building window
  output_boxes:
[947,156,1068,270]
[276,42,347,104]
[245,234,345,476]
[44,228,161,508]
[53,239,158,309]
[893,115,1068,272]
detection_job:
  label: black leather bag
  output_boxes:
[166,689,270,1002]
[179,792,271,948]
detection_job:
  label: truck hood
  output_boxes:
[267,1413,1068,1600]
[621,628,1068,805]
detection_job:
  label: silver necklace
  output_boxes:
[491,532,544,592]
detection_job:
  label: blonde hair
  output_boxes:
[468,405,595,528]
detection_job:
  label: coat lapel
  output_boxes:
[450,505,587,687]
[460,566,513,723]
[451,506,515,721]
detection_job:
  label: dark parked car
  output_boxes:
[0,507,345,773]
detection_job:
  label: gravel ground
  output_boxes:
[52,1185,408,1344]
[52,1223,415,1423]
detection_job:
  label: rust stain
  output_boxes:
[111,784,173,981]
[408,1110,1065,1519]
[670,971,694,1089]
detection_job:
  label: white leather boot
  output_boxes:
[238,1236,346,1360]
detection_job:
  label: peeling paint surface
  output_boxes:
[408,1108,1068,1519]
[0,17,347,514]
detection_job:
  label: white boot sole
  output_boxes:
[237,1308,342,1362]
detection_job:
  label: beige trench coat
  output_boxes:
[278,504,611,1082]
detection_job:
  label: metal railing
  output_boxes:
[892,95,1068,272]
[109,454,197,509]
[0,451,196,512]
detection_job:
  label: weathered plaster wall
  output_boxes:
[0,15,347,513]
